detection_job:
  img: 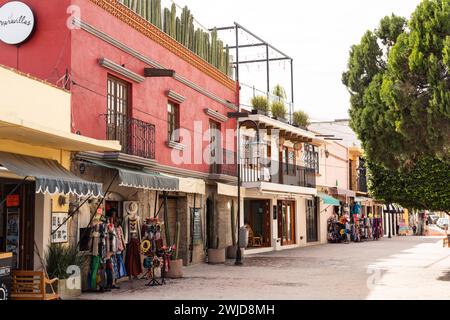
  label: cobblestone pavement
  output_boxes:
[79,236,450,300]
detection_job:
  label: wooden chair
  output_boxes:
[10,270,59,300]
[246,225,263,247]
[443,236,450,248]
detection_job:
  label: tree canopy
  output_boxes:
[367,158,450,212]
[343,0,450,212]
[343,0,450,169]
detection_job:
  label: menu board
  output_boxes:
[191,208,202,244]
[51,212,68,243]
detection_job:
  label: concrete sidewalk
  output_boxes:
[78,236,450,300]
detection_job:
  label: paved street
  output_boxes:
[80,236,450,300]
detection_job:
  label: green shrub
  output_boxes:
[293,110,310,127]
[251,95,270,113]
[271,101,287,119]
[45,243,82,280]
[272,84,287,100]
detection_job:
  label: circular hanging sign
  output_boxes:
[0,1,35,45]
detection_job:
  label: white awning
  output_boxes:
[217,182,245,197]
[177,176,206,195]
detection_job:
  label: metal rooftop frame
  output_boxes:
[212,22,294,120]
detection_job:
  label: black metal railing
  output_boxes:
[210,149,237,176]
[104,113,156,160]
[241,158,316,188]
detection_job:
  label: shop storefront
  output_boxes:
[278,200,296,246]
[244,199,271,248]
[0,65,120,277]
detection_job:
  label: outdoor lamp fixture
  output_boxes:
[227,112,261,266]
[144,68,176,78]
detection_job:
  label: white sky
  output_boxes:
[171,0,422,121]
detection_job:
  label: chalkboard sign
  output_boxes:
[191,208,202,244]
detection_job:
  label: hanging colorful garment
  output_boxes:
[114,252,127,278]
[89,255,101,290]
[125,238,142,277]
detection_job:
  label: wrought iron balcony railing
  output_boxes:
[241,158,316,188]
[210,149,238,177]
[104,113,156,160]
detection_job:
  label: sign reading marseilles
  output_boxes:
[0,1,35,45]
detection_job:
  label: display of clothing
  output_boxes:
[123,214,142,243]
[106,222,117,253]
[125,237,142,277]
[116,225,125,252]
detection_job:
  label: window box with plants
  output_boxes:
[292,110,310,130]
[271,101,288,123]
[45,244,82,300]
[251,95,270,115]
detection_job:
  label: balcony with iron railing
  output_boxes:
[104,113,156,160]
[241,158,316,188]
[210,148,238,177]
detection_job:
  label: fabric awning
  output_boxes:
[217,182,245,198]
[177,176,206,195]
[383,204,400,213]
[0,152,103,197]
[317,192,340,206]
[89,160,179,192]
[328,187,356,198]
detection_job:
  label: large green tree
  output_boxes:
[367,158,450,213]
[343,0,450,168]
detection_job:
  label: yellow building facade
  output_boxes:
[0,65,120,270]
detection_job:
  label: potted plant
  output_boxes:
[45,243,82,299]
[207,201,226,263]
[226,200,241,259]
[271,101,287,122]
[166,219,183,279]
[292,110,310,129]
[250,95,269,115]
[272,84,287,101]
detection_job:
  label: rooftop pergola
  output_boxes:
[212,22,295,120]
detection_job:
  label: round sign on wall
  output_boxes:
[0,1,35,45]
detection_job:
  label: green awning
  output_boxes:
[318,192,340,206]
[88,160,179,192]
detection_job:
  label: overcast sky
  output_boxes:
[171,0,422,121]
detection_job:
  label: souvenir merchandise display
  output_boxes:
[123,202,142,279]
[140,217,176,287]
[87,214,127,292]
[327,202,383,243]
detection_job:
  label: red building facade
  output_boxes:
[0,0,239,272]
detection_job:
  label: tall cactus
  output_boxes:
[122,1,232,76]
[170,3,176,38]
[155,0,162,29]
[163,7,170,34]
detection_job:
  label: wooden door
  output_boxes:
[278,200,296,245]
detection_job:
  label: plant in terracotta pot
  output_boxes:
[292,110,310,129]
[250,95,269,115]
[166,211,183,279]
[45,243,83,299]
[271,101,287,121]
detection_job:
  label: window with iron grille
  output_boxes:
[167,101,180,142]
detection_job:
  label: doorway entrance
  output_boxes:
[0,178,35,270]
[244,199,271,248]
[277,200,296,246]
[306,198,319,242]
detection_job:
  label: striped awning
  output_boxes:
[0,152,103,197]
